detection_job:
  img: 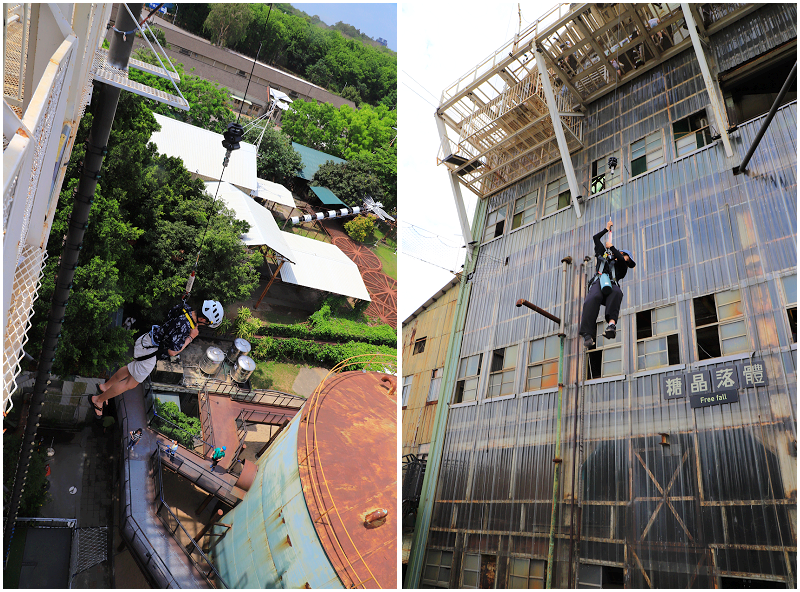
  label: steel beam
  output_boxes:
[534,49,582,218]
[436,113,475,261]
[681,3,733,158]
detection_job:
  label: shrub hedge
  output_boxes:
[258,304,396,346]
[251,336,395,371]
[153,399,201,449]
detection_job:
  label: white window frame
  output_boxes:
[631,130,664,177]
[636,304,680,371]
[543,177,570,216]
[427,368,443,402]
[587,320,623,378]
[590,150,622,195]
[483,205,507,242]
[511,189,538,230]
[673,109,713,157]
[781,274,797,343]
[401,375,412,407]
[509,557,546,588]
[526,335,561,392]
[694,289,748,360]
[486,344,518,398]
[454,353,483,404]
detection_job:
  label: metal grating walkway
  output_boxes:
[92,49,188,110]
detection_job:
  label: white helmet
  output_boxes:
[202,300,224,328]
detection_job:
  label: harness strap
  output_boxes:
[182,308,196,330]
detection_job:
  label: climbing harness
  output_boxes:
[589,249,618,295]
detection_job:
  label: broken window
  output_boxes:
[587,320,623,379]
[428,368,443,402]
[721,51,797,125]
[636,304,680,370]
[781,274,797,343]
[526,335,560,391]
[402,375,412,408]
[413,337,427,354]
[422,549,453,587]
[578,563,624,589]
[487,345,518,398]
[462,554,497,588]
[673,109,713,156]
[509,557,546,588]
[631,130,664,177]
[544,177,570,216]
[694,290,748,360]
[512,190,538,230]
[591,150,621,194]
[454,353,482,404]
[483,206,507,241]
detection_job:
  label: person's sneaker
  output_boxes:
[604,323,617,339]
[583,334,595,349]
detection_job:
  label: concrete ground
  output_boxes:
[292,367,330,397]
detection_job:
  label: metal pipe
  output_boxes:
[545,256,572,587]
[734,61,797,175]
[515,299,561,324]
[3,4,141,555]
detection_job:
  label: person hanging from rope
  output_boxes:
[89,299,224,418]
[579,219,636,349]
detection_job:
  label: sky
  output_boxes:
[396,4,538,321]
[292,3,397,51]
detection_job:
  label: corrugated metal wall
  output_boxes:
[422,10,797,587]
[402,283,460,456]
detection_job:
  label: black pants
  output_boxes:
[579,279,623,340]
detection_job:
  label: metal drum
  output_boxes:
[199,346,225,375]
[226,338,251,364]
[231,355,256,383]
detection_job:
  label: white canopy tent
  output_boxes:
[205,181,295,263]
[250,178,296,209]
[151,113,258,194]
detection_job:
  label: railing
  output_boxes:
[117,391,184,588]
[151,446,229,588]
[150,408,214,460]
[402,454,427,520]
[3,4,29,109]
[230,388,304,408]
[198,390,215,458]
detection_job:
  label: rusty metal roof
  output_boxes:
[297,371,397,589]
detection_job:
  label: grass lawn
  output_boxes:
[372,242,397,280]
[288,224,330,243]
[250,360,303,395]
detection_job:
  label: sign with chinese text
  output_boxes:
[662,375,685,399]
[737,360,768,387]
[661,362,766,407]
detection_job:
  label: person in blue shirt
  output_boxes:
[89,300,224,418]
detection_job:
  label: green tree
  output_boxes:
[255,126,303,184]
[344,215,375,242]
[341,85,362,107]
[311,160,384,209]
[204,3,254,48]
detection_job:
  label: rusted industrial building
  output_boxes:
[406,3,796,589]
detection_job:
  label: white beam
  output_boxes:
[436,113,474,262]
[682,3,734,158]
[534,49,582,219]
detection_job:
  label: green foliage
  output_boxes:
[154,399,201,449]
[340,85,362,107]
[215,316,233,336]
[344,215,375,243]
[204,3,254,48]
[255,126,303,184]
[234,307,262,340]
[260,304,396,346]
[250,336,395,371]
[129,50,233,134]
[141,26,167,49]
[311,160,385,210]
[4,435,51,517]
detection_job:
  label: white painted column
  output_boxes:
[682,3,734,158]
[534,49,582,218]
[435,113,475,263]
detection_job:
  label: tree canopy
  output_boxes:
[311,160,386,211]
[27,89,260,376]
[255,126,303,184]
[203,3,254,48]
[175,3,396,107]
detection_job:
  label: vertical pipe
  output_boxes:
[2,3,142,556]
[546,257,571,588]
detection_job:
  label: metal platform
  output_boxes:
[128,54,180,83]
[92,48,188,110]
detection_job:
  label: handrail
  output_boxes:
[150,408,214,457]
[151,446,229,588]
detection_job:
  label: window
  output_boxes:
[512,190,538,229]
[631,131,664,176]
[673,110,713,156]
[413,337,427,354]
[590,151,621,194]
[636,304,680,370]
[179,47,191,56]
[423,549,452,587]
[544,177,570,215]
[483,206,506,241]
[462,554,497,588]
[526,335,560,391]
[237,70,247,77]
[509,557,546,589]
[401,375,412,407]
[781,274,797,343]
[587,320,622,379]
[453,354,482,404]
[487,345,518,398]
[694,290,748,360]
[427,368,443,402]
[578,564,624,588]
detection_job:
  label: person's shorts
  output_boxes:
[127,333,159,383]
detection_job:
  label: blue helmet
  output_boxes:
[222,446,226,451]
[619,249,636,267]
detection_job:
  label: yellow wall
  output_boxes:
[401,280,460,457]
